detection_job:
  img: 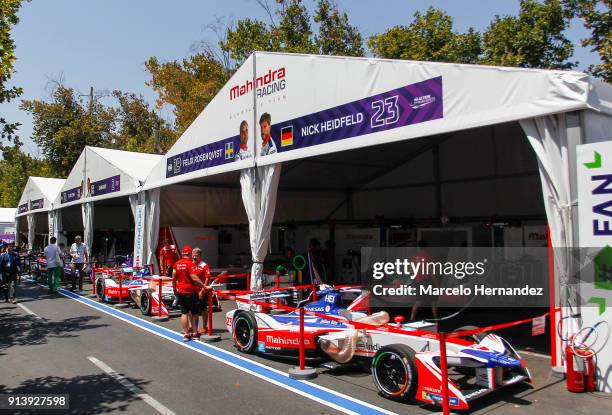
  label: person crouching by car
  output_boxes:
[190,248,211,339]
[172,245,205,341]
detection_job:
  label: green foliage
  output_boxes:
[20,86,117,177]
[220,0,363,68]
[368,7,481,63]
[145,53,230,136]
[0,0,24,143]
[481,0,576,69]
[113,90,176,154]
[20,85,174,179]
[0,144,50,207]
[314,0,364,57]
[370,1,577,70]
[564,0,611,81]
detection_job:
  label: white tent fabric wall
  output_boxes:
[145,188,161,273]
[26,214,35,250]
[81,202,94,257]
[240,164,281,291]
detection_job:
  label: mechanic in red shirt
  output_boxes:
[172,245,205,341]
[159,239,179,277]
[189,247,212,339]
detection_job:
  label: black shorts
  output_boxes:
[176,292,201,315]
[198,292,209,311]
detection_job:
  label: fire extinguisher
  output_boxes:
[565,341,595,392]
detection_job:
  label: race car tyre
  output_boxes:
[96,279,105,302]
[372,344,418,402]
[140,291,152,315]
[455,325,488,343]
[232,311,258,353]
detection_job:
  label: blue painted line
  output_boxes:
[56,287,396,415]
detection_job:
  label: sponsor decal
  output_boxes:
[61,186,83,204]
[422,392,459,406]
[265,335,310,346]
[30,198,44,210]
[18,203,28,214]
[266,76,443,155]
[230,67,286,101]
[90,175,121,197]
[166,135,240,178]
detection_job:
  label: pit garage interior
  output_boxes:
[155,120,551,351]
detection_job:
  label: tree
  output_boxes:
[0,0,25,144]
[0,144,50,207]
[368,7,482,63]
[221,0,363,66]
[145,53,230,136]
[20,85,117,177]
[481,0,576,69]
[314,0,364,57]
[564,0,611,81]
[113,91,176,154]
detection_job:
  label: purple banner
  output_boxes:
[166,135,240,178]
[18,203,28,214]
[90,175,120,197]
[30,198,44,210]
[0,233,15,243]
[267,76,443,154]
[61,185,82,204]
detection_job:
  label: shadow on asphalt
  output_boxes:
[0,373,150,414]
[0,302,108,356]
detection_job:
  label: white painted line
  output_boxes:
[87,356,175,415]
[519,349,551,359]
[17,303,43,320]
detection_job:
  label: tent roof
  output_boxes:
[16,177,65,217]
[0,208,16,223]
[88,147,163,182]
[54,146,162,208]
[144,52,611,190]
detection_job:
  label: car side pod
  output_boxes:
[288,307,318,380]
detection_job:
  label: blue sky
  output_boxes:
[1,0,598,156]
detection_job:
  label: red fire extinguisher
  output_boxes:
[565,342,595,392]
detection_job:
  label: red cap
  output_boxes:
[181,245,193,254]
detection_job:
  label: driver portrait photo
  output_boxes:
[234,120,252,161]
[259,112,277,156]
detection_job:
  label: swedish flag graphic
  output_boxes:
[225,142,235,160]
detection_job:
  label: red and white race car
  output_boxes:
[94,267,146,304]
[225,286,531,410]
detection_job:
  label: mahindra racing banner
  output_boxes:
[61,184,83,204]
[89,175,120,197]
[145,55,256,189]
[166,136,240,179]
[30,198,44,210]
[18,203,28,214]
[268,77,442,154]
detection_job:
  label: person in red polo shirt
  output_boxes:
[172,245,205,341]
[190,247,212,339]
[159,239,179,277]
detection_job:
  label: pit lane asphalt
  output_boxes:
[3,279,612,415]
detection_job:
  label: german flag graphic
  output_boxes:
[281,125,293,147]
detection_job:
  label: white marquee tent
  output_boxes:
[0,207,17,242]
[15,177,65,250]
[51,146,162,257]
[141,52,612,388]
